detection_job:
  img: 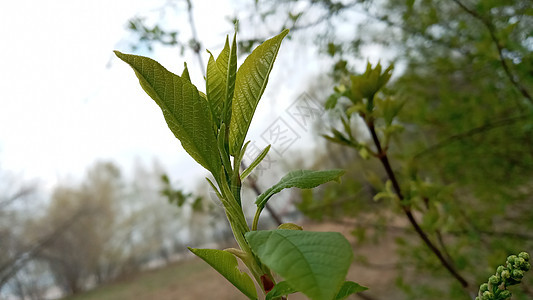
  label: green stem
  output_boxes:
[216,176,275,294]
[218,179,249,250]
[252,207,262,231]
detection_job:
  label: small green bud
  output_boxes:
[499,290,512,299]
[511,269,524,279]
[501,269,510,279]
[482,290,492,299]
[496,266,504,274]
[516,257,526,268]
[480,283,489,292]
[525,261,531,271]
[518,252,530,262]
[489,275,500,285]
[507,255,517,265]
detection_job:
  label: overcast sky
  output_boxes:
[0,1,233,189]
[0,0,337,194]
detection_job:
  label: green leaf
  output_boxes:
[325,93,340,109]
[224,33,238,125]
[334,281,368,300]
[241,144,270,180]
[377,97,405,126]
[245,230,353,300]
[115,51,221,175]
[188,248,257,299]
[266,281,298,300]
[255,169,344,209]
[206,34,237,126]
[229,29,289,155]
[181,62,191,82]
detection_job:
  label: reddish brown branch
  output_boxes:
[366,119,469,288]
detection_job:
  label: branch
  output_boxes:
[336,219,533,241]
[414,113,532,159]
[365,118,469,288]
[451,0,532,104]
[0,210,85,288]
[185,0,205,77]
[0,185,35,210]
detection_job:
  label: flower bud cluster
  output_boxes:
[348,62,393,111]
[476,252,530,300]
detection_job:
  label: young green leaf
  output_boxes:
[114,51,221,176]
[245,230,353,300]
[229,29,289,155]
[265,281,298,300]
[206,34,237,126]
[255,169,345,209]
[188,248,258,300]
[217,124,233,175]
[241,144,270,180]
[223,32,238,125]
[334,281,368,300]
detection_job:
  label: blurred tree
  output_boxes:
[120,161,190,266]
[34,162,121,294]
[0,169,44,295]
[1,157,229,298]
[160,170,235,247]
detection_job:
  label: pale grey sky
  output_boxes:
[0,0,238,190]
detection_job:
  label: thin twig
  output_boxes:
[451,0,532,104]
[337,218,533,241]
[414,113,531,159]
[0,185,35,210]
[185,0,205,77]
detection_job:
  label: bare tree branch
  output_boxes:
[414,113,532,159]
[0,210,85,289]
[451,0,532,104]
[0,185,35,210]
[185,0,205,77]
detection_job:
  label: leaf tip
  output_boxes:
[113,50,124,59]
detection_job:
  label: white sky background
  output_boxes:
[0,0,236,191]
[0,0,387,195]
